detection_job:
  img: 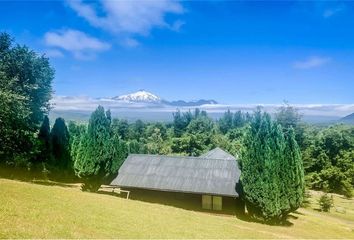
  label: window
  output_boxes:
[202,195,212,209]
[212,196,222,210]
[202,195,222,210]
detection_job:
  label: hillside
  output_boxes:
[340,112,354,125]
[1,178,353,239]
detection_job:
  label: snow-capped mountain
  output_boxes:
[113,90,218,106]
[113,90,161,103]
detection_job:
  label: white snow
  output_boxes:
[114,90,161,103]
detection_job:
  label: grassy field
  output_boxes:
[1,178,353,239]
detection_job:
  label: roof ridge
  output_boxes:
[127,153,237,161]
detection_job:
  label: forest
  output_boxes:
[1,32,353,222]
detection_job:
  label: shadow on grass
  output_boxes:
[97,187,295,227]
[233,211,295,226]
[97,188,241,216]
[0,164,80,189]
[294,210,305,215]
[30,179,78,188]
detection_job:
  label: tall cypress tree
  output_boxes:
[74,106,127,192]
[37,116,51,162]
[285,127,304,212]
[240,110,270,218]
[240,110,302,222]
[269,123,287,220]
[50,117,71,170]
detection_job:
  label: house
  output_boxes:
[110,147,241,211]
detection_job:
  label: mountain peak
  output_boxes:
[112,90,218,106]
[114,90,161,103]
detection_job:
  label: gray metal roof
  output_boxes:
[110,148,240,197]
[200,147,236,161]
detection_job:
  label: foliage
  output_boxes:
[0,32,54,163]
[50,118,71,170]
[219,109,233,134]
[318,193,334,212]
[275,102,305,148]
[302,125,354,197]
[240,110,304,222]
[219,110,246,134]
[37,116,51,163]
[73,106,127,191]
[66,107,352,199]
[283,127,305,212]
[112,119,129,140]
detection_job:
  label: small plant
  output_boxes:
[301,189,311,208]
[41,163,50,181]
[318,193,334,212]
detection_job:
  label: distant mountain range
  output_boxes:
[112,90,218,106]
[339,112,354,125]
[50,90,354,124]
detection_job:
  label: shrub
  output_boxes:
[318,193,334,212]
[301,190,311,208]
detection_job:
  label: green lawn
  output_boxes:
[1,178,353,239]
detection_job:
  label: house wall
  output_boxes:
[119,187,243,215]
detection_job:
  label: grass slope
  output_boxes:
[1,178,353,239]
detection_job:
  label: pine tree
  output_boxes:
[74,106,127,192]
[233,110,245,128]
[173,110,186,137]
[240,110,270,218]
[285,127,304,212]
[37,115,51,162]
[50,117,71,170]
[240,110,302,222]
[219,109,233,134]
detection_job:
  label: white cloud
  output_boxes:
[44,29,111,59]
[170,20,185,32]
[45,49,64,58]
[122,37,140,48]
[51,95,354,118]
[323,6,343,18]
[67,0,184,44]
[293,56,331,69]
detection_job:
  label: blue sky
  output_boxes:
[1,0,354,104]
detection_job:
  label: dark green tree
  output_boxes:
[74,106,127,191]
[240,110,303,222]
[219,109,233,134]
[285,128,304,211]
[233,110,245,128]
[187,115,214,134]
[275,103,305,149]
[275,103,301,130]
[127,139,146,154]
[173,110,188,137]
[0,33,54,163]
[37,116,51,163]
[50,117,71,170]
[112,119,129,140]
[127,119,145,140]
[172,133,207,156]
